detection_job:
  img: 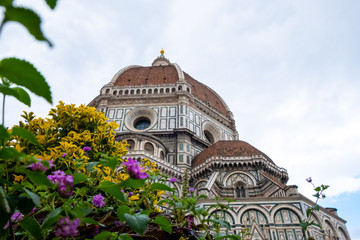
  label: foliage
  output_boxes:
[300,177,329,240]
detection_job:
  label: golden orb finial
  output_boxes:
[160,48,165,55]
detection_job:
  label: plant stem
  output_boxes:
[2,94,5,128]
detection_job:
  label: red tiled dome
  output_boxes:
[111,63,229,116]
[192,140,274,167]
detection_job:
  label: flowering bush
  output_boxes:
[0,2,245,239]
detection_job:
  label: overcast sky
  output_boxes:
[1,0,360,238]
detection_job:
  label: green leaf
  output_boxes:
[0,147,22,160]
[11,126,40,146]
[98,181,126,203]
[25,171,52,187]
[313,205,320,211]
[0,84,31,106]
[42,207,61,228]
[86,161,99,171]
[124,213,149,236]
[119,233,134,240]
[117,205,131,222]
[0,186,11,230]
[99,156,119,170]
[94,231,114,240]
[18,196,35,215]
[0,125,10,141]
[208,218,231,229]
[23,188,40,206]
[20,217,42,240]
[0,58,52,103]
[120,178,146,189]
[45,0,58,9]
[149,182,174,192]
[0,0,13,7]
[82,217,105,227]
[73,172,87,185]
[153,216,172,234]
[3,7,52,46]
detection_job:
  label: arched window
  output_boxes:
[130,89,134,94]
[160,151,165,160]
[204,130,214,144]
[178,86,182,91]
[154,88,158,94]
[142,89,146,94]
[105,89,110,94]
[119,90,123,95]
[144,142,154,155]
[125,90,129,94]
[148,89,152,94]
[165,88,170,93]
[136,89,140,94]
[127,140,135,151]
[113,90,117,95]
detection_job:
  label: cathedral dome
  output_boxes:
[192,140,275,168]
[106,54,231,117]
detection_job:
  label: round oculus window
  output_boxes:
[124,107,157,132]
[134,117,151,130]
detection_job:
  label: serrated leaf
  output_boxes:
[120,178,146,189]
[124,213,149,236]
[45,0,58,9]
[42,207,61,228]
[11,126,40,146]
[3,7,52,46]
[98,181,126,203]
[117,205,131,222]
[153,216,172,234]
[0,85,31,106]
[73,172,87,185]
[20,217,42,240]
[23,188,40,206]
[25,171,52,187]
[149,182,174,192]
[0,58,52,103]
[94,231,113,240]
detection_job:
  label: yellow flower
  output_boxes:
[130,195,139,200]
[13,174,24,183]
[157,190,165,197]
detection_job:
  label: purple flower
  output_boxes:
[92,194,106,208]
[61,153,67,158]
[122,158,149,179]
[169,178,177,183]
[27,160,55,172]
[306,177,312,183]
[189,188,195,192]
[186,216,194,229]
[121,189,124,193]
[55,217,81,237]
[4,211,24,229]
[127,192,134,197]
[48,170,74,197]
[83,146,91,151]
